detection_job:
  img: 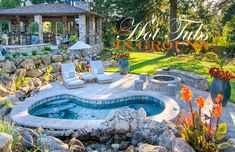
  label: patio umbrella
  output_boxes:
[68,41,92,50]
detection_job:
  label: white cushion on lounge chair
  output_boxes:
[96,74,112,83]
[90,60,113,83]
[64,77,84,86]
[61,63,84,88]
[80,73,96,80]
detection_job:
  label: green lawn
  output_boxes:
[105,52,235,103]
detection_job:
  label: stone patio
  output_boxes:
[11,72,235,143]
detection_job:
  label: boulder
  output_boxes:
[21,59,35,70]
[13,57,24,66]
[0,132,13,152]
[0,85,11,97]
[37,135,69,152]
[2,60,16,73]
[0,76,16,91]
[131,131,144,146]
[124,145,135,152]
[138,108,147,119]
[26,69,43,78]
[115,120,130,134]
[15,68,26,77]
[158,129,176,150]
[51,62,62,73]
[41,55,52,65]
[32,78,42,88]
[52,55,63,62]
[31,56,41,65]
[0,107,12,117]
[21,132,34,149]
[119,141,130,150]
[111,143,120,150]
[172,138,195,152]
[69,138,85,152]
[138,144,168,152]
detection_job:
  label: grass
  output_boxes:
[105,51,235,103]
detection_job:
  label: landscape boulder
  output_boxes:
[52,55,63,62]
[15,68,26,77]
[0,132,13,152]
[69,138,85,152]
[32,78,42,88]
[13,57,24,66]
[172,138,195,152]
[26,69,43,78]
[138,144,168,152]
[0,85,11,97]
[2,60,16,73]
[21,59,35,70]
[41,55,52,65]
[0,76,16,91]
[37,135,69,152]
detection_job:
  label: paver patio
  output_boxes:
[15,72,235,144]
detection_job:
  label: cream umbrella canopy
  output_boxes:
[68,41,92,50]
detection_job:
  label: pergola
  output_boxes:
[0,3,103,46]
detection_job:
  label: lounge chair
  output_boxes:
[90,60,113,84]
[61,63,84,89]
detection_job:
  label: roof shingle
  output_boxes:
[0,3,100,16]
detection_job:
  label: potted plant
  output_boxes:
[29,22,39,44]
[209,67,235,106]
[115,53,130,75]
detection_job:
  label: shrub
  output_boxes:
[0,100,13,109]
[32,50,37,56]
[44,66,53,83]
[43,46,51,52]
[69,35,77,43]
[5,55,12,60]
[12,52,19,58]
[0,68,3,76]
[21,52,28,57]
[16,77,32,90]
[177,85,231,152]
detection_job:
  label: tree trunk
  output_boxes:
[166,0,178,56]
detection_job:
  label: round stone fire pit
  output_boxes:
[148,74,181,96]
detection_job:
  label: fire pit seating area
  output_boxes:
[148,74,181,96]
[156,68,209,91]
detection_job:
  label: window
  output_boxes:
[56,21,64,35]
[1,20,10,33]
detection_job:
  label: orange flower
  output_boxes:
[181,85,193,102]
[196,96,205,108]
[215,94,224,104]
[212,104,222,119]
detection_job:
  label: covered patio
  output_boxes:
[0,3,103,47]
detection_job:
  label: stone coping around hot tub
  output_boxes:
[10,90,180,130]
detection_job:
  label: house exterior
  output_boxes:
[0,1,103,52]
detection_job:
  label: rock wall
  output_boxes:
[0,49,91,102]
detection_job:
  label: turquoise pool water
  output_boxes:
[28,95,165,120]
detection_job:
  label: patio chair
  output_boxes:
[90,60,113,84]
[61,63,85,89]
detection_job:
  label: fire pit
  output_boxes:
[148,74,181,96]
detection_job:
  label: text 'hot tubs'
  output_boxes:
[148,74,181,96]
